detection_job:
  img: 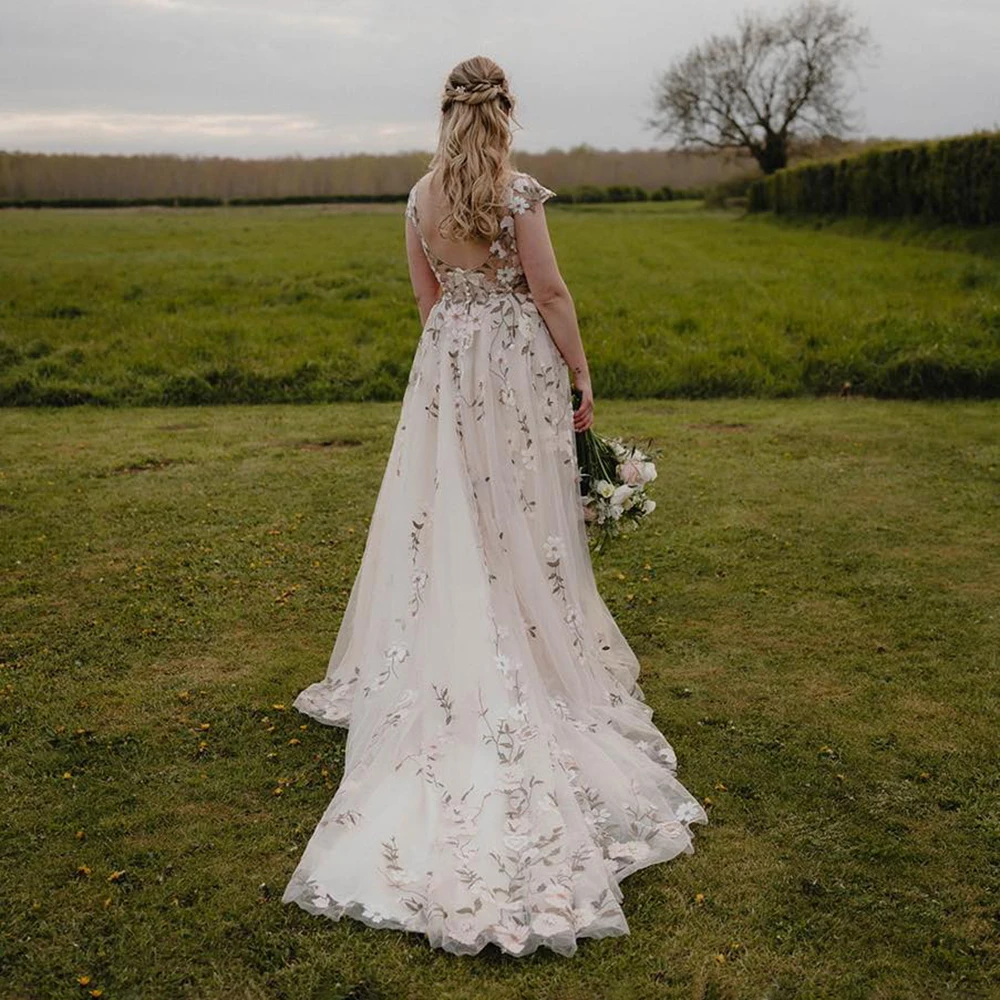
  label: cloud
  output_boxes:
[0,108,436,155]
[112,0,370,33]
[0,110,324,139]
[1,0,998,156]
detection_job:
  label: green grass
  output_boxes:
[750,211,1000,260]
[1,202,997,405]
[2,398,998,999]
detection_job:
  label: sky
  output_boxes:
[1,0,997,159]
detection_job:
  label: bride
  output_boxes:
[281,54,708,957]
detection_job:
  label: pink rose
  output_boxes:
[617,459,644,485]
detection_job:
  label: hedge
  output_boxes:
[747,132,1000,225]
[0,186,706,210]
[0,193,409,210]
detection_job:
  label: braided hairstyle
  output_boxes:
[427,56,519,244]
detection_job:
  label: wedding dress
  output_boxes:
[281,170,709,957]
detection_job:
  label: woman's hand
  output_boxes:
[572,379,594,432]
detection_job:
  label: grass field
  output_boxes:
[2,397,998,999]
[1,201,998,405]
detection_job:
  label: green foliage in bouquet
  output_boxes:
[571,387,660,552]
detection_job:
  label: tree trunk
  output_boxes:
[754,133,789,174]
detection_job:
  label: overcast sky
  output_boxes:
[2,0,997,159]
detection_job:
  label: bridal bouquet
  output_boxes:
[571,387,658,552]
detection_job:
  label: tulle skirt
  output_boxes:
[281,288,709,956]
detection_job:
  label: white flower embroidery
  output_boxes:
[384,643,409,665]
[510,194,530,215]
[507,702,528,724]
[489,239,507,258]
[607,840,652,862]
[676,800,704,823]
[497,266,518,285]
[493,924,531,952]
[450,917,479,946]
[543,534,565,562]
[503,832,531,851]
[533,910,573,935]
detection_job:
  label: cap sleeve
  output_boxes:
[405,183,419,228]
[509,171,556,214]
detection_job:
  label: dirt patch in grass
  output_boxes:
[140,646,261,687]
[686,421,752,432]
[289,437,365,450]
[104,457,188,475]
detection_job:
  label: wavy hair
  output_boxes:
[427,56,518,244]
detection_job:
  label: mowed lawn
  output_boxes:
[2,397,997,999]
[0,201,998,405]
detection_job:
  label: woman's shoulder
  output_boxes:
[507,170,557,214]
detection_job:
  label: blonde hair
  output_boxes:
[427,56,518,244]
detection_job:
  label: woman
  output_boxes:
[281,55,708,957]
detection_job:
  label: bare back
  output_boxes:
[411,170,495,271]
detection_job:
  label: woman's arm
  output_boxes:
[405,212,440,326]
[515,202,594,432]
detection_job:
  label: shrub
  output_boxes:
[748,131,1000,225]
[705,173,761,209]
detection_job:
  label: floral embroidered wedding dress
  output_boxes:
[281,170,709,957]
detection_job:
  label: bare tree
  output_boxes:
[648,1,875,174]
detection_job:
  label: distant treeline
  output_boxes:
[0,138,880,204]
[748,131,1000,225]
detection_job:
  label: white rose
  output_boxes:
[611,484,635,507]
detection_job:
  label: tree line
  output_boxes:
[0,136,890,206]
